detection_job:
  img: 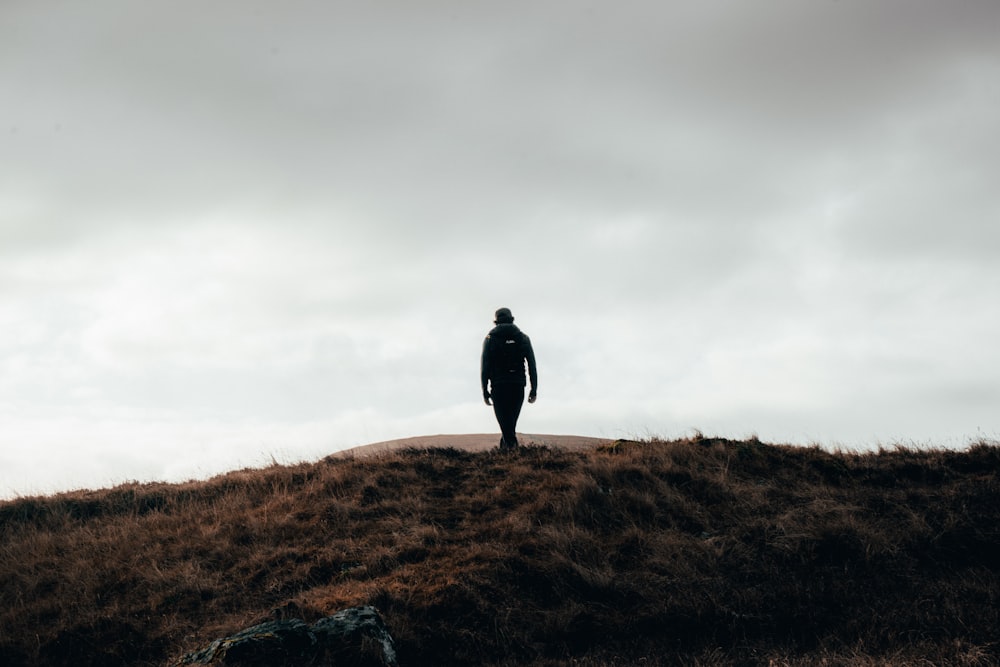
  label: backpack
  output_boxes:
[490,327,526,378]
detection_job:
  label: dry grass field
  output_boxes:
[1,435,998,665]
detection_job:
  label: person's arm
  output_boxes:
[480,335,492,404]
[524,335,538,402]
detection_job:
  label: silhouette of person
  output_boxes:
[481,307,537,450]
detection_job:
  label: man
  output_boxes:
[481,307,538,450]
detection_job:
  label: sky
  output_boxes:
[2,0,999,498]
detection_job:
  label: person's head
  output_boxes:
[494,307,514,324]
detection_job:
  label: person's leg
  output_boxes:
[506,386,524,445]
[491,383,524,449]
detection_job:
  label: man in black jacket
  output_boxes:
[481,307,537,450]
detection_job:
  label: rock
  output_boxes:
[311,607,398,666]
[176,606,397,666]
[179,619,313,666]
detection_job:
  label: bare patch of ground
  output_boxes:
[338,433,613,456]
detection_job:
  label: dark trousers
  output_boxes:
[491,383,524,449]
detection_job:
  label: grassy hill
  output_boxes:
[1,436,998,666]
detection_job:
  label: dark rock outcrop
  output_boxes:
[176,606,397,666]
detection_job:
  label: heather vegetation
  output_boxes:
[1,436,998,666]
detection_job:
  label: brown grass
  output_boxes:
[1,436,998,666]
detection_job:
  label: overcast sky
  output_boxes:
[2,0,998,497]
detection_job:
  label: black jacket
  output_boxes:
[481,323,538,392]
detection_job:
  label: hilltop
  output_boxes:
[339,433,613,456]
[1,435,998,666]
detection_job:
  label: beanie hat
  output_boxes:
[494,307,514,324]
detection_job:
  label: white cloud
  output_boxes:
[1,0,998,497]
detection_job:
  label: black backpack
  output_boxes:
[491,328,526,377]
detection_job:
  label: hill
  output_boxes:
[1,435,998,666]
[339,433,613,456]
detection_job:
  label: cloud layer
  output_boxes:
[3,0,999,496]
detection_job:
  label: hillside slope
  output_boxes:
[1,436,998,666]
